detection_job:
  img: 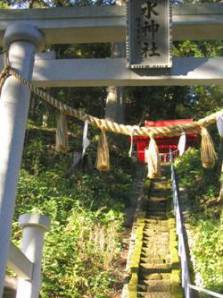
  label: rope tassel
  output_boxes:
[200,126,217,168]
[82,120,90,157]
[128,126,138,157]
[145,136,161,179]
[96,130,110,171]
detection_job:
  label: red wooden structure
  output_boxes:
[133,119,198,163]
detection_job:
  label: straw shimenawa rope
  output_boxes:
[1,66,222,139]
[0,65,10,92]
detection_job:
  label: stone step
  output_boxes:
[129,171,182,298]
[140,254,170,261]
[142,236,168,243]
[144,218,168,223]
[148,203,167,210]
[143,227,169,233]
[142,243,169,251]
[149,195,168,201]
[141,248,169,256]
[147,208,167,214]
[138,280,172,292]
[142,236,169,243]
[148,201,167,208]
[143,230,169,237]
[141,247,169,255]
[140,256,171,264]
[144,224,168,230]
[147,211,167,216]
[152,182,170,190]
[143,232,167,237]
[141,241,169,249]
[145,214,167,220]
[153,176,170,181]
[142,273,171,281]
[144,222,168,227]
[148,203,167,209]
[137,291,173,297]
[150,189,170,196]
[139,263,172,274]
[143,226,168,232]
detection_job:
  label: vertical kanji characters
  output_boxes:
[139,0,160,60]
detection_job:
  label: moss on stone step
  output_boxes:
[127,169,183,298]
[128,213,146,297]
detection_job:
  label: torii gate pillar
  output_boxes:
[0,24,44,297]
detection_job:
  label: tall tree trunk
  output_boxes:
[105,85,124,122]
[105,0,125,123]
[56,112,69,153]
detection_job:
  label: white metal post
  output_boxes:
[0,24,44,297]
[16,214,50,298]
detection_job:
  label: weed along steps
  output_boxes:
[127,167,182,298]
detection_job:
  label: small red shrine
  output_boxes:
[133,119,198,163]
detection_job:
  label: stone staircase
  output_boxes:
[127,168,182,298]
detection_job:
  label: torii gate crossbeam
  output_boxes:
[0,4,223,44]
[4,56,223,87]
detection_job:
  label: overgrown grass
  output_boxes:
[13,133,134,297]
[175,148,223,293]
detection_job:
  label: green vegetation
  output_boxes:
[175,148,223,293]
[13,132,134,298]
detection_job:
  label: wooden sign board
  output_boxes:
[127,0,172,69]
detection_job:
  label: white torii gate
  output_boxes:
[0,3,223,298]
